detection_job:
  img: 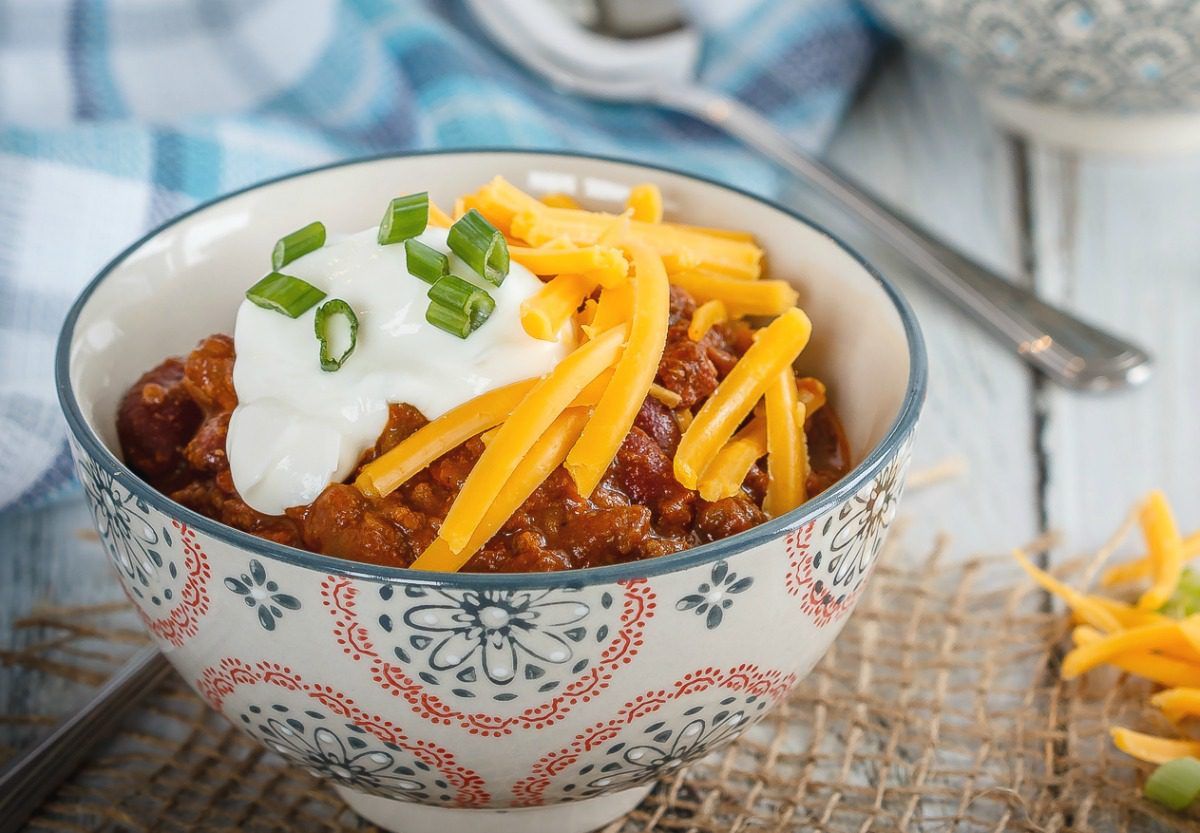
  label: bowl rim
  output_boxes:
[56,147,927,589]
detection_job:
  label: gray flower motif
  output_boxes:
[264,720,423,796]
[78,455,163,591]
[569,697,767,798]
[825,454,904,589]
[224,559,301,631]
[404,589,590,685]
[675,561,753,629]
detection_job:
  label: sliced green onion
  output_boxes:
[1161,568,1200,618]
[426,275,495,338]
[1146,757,1200,810]
[425,301,474,339]
[272,221,326,269]
[405,238,449,284]
[314,298,359,372]
[378,192,429,245]
[245,272,326,318]
[447,208,509,286]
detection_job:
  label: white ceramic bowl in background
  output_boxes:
[866,0,1200,154]
[56,151,925,833]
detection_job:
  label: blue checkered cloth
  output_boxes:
[0,0,880,514]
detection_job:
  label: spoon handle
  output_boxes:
[0,647,171,833]
[656,85,1151,391]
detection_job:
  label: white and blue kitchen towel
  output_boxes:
[0,0,881,513]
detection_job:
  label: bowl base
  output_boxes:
[985,94,1200,156]
[336,784,654,833]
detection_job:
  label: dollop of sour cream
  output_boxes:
[227,226,570,515]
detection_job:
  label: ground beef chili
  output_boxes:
[116,287,850,573]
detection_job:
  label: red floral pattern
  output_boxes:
[785,521,862,628]
[127,521,211,647]
[196,657,489,807]
[321,577,656,736]
[512,664,796,806]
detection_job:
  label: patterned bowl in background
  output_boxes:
[55,151,926,833]
[865,0,1200,154]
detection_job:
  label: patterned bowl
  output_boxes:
[55,150,926,833]
[865,0,1200,153]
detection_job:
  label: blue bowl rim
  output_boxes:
[56,147,928,590]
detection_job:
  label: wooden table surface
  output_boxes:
[2,49,1198,755]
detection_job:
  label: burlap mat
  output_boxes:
[3,523,1195,832]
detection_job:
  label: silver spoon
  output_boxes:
[468,0,1152,391]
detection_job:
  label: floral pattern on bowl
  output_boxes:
[867,0,1200,113]
[70,427,913,809]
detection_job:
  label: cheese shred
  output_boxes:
[764,371,807,517]
[520,273,598,341]
[674,308,812,490]
[688,299,728,342]
[1011,548,1124,633]
[696,416,767,502]
[565,241,670,497]
[626,183,663,223]
[355,378,538,498]
[412,408,590,572]
[437,324,628,553]
[1138,490,1186,611]
[1151,687,1200,721]
[1011,493,1200,772]
[1112,727,1200,765]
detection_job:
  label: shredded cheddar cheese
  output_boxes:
[428,200,454,228]
[584,282,633,339]
[355,378,538,498]
[670,270,799,316]
[764,371,806,516]
[508,243,628,287]
[796,377,827,415]
[648,383,682,409]
[626,183,663,223]
[372,175,844,578]
[437,324,628,553]
[1011,548,1124,633]
[565,241,670,497]
[697,416,767,502]
[540,192,580,209]
[1076,594,1166,629]
[664,222,757,243]
[1102,531,1200,586]
[357,372,615,499]
[674,308,812,490]
[1062,619,1200,678]
[1139,490,1186,611]
[1031,493,1200,773]
[1074,626,1200,688]
[688,299,728,342]
[412,409,590,572]
[578,297,598,327]
[520,273,598,341]
[509,207,762,279]
[467,176,545,233]
[1112,727,1200,765]
[1151,688,1200,721]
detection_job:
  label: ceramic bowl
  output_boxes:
[55,150,926,833]
[865,0,1200,154]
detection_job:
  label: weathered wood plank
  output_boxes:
[819,50,1041,559]
[0,500,125,759]
[1031,148,1200,553]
